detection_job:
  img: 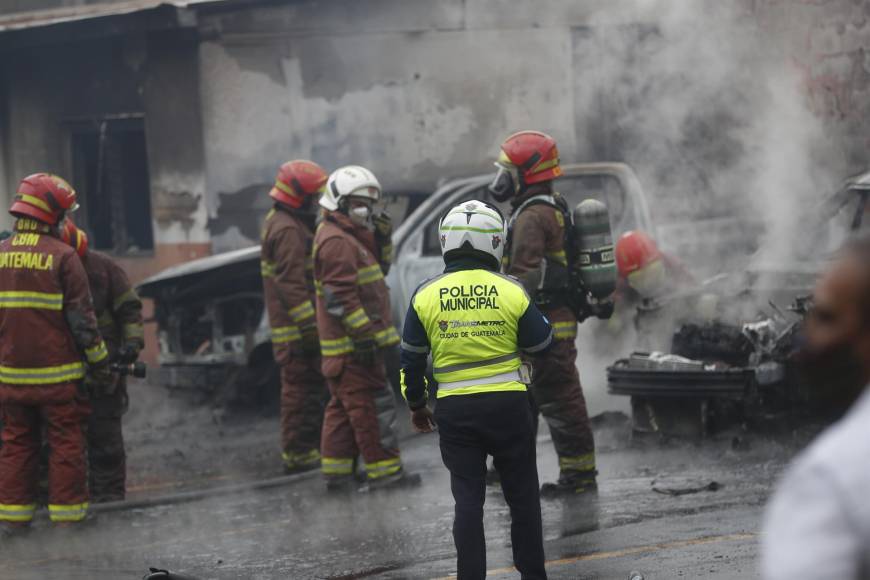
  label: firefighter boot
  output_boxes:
[540,470,598,499]
[282,449,321,475]
[361,470,422,493]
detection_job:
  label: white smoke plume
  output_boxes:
[574,0,847,275]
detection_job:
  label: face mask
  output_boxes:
[627,258,667,298]
[349,204,372,227]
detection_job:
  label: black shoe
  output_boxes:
[361,471,422,492]
[540,478,598,499]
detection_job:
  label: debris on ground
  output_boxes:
[651,478,723,496]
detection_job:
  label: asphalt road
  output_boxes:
[0,405,794,580]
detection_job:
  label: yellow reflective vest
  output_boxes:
[403,269,535,398]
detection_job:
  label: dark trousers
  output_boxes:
[436,392,547,580]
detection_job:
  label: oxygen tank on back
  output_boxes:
[571,199,617,299]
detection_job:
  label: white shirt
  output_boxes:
[762,387,870,580]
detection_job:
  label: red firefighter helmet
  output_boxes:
[9,173,79,225]
[615,230,662,278]
[269,160,329,209]
[60,218,88,257]
[498,131,562,184]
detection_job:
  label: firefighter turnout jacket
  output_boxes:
[400,260,553,409]
[506,193,578,341]
[261,206,318,364]
[0,219,107,403]
[313,212,400,377]
[84,250,144,359]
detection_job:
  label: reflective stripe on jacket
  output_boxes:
[313,212,398,377]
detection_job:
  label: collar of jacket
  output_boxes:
[443,254,498,273]
[511,182,553,209]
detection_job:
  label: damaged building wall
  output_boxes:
[197,0,578,252]
[0,25,209,279]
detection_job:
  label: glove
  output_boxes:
[372,212,393,242]
[300,323,320,356]
[117,342,141,364]
[85,363,117,398]
[352,336,377,367]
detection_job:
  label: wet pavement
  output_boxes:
[0,397,798,580]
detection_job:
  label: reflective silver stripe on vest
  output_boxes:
[433,352,519,375]
[438,369,528,391]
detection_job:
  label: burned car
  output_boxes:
[137,246,276,405]
[608,169,870,437]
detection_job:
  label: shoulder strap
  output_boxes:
[507,194,559,231]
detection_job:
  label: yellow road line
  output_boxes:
[432,532,757,579]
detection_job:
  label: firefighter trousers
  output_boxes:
[529,339,596,483]
[436,392,547,580]
[0,395,89,524]
[320,355,402,482]
[280,356,326,468]
[87,381,128,503]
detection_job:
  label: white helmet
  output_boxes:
[320,165,381,211]
[438,199,506,268]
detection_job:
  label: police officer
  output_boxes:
[401,200,553,580]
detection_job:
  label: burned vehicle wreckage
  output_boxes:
[608,170,870,437]
[137,246,276,406]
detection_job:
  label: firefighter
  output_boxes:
[261,160,329,473]
[60,219,144,502]
[488,130,596,498]
[614,230,704,352]
[314,165,417,491]
[0,173,110,532]
[401,199,552,580]
[614,230,695,304]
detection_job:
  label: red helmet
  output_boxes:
[9,173,79,225]
[269,160,329,209]
[498,131,562,184]
[616,230,662,278]
[60,218,88,257]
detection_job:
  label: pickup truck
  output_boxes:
[137,162,656,405]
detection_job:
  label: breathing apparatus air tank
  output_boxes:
[571,199,617,299]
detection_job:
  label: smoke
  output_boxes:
[574,0,847,275]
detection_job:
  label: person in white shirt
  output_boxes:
[762,236,870,580]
